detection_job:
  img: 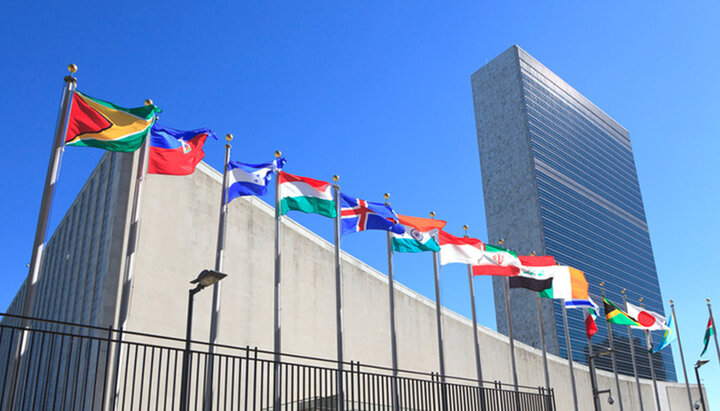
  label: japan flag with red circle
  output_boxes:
[626,302,670,330]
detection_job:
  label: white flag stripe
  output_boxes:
[279,180,333,200]
[230,166,273,185]
[439,244,485,265]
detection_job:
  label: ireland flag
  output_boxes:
[391,215,446,253]
[278,171,336,218]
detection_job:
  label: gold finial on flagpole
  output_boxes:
[531,251,536,256]
[384,193,390,200]
[463,225,468,231]
[144,99,153,106]
[275,151,282,158]
[333,175,339,183]
[707,298,711,303]
[430,211,436,218]
[68,64,77,74]
[225,134,233,142]
[670,299,674,304]
[600,281,604,287]
[639,297,643,303]
[498,238,504,246]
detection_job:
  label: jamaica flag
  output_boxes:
[603,297,640,326]
[65,91,161,152]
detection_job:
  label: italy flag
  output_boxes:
[391,214,446,253]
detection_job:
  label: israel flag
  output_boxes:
[227,157,286,203]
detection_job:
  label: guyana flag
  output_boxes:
[65,91,161,152]
[603,297,640,326]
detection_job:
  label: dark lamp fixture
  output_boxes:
[191,269,227,288]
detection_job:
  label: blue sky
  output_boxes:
[1,1,718,406]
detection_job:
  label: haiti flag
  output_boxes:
[148,124,216,176]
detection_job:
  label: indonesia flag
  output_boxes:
[438,230,486,265]
[148,124,216,175]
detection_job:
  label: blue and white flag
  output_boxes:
[227,157,286,203]
[340,193,404,236]
[651,311,676,353]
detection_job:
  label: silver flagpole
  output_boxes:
[707,299,720,366]
[5,64,77,411]
[430,212,448,411]
[670,300,694,410]
[621,290,644,410]
[384,193,400,411]
[536,294,552,410]
[498,239,519,395]
[561,302,579,411]
[600,283,624,411]
[463,226,485,409]
[529,250,551,411]
[640,298,662,411]
[203,134,232,409]
[333,176,345,411]
[111,99,155,410]
[587,333,602,411]
[273,150,283,411]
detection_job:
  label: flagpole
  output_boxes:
[273,151,283,411]
[498,239,519,396]
[384,193,400,411]
[587,333,602,411]
[110,98,155,410]
[4,64,77,411]
[621,290,644,410]
[430,212,448,411]
[561,302,579,411]
[203,134,232,409]
[599,283,624,411]
[332,175,345,411]
[640,298,662,411]
[463,226,485,410]
[670,300,694,410]
[528,251,551,411]
[707,299,720,366]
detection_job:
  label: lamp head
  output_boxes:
[607,394,614,405]
[695,359,710,369]
[191,269,227,288]
[694,401,701,410]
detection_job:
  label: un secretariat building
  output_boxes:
[471,45,675,381]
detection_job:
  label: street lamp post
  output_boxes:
[588,348,615,410]
[180,270,228,411]
[694,359,709,411]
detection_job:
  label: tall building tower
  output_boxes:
[470,45,675,381]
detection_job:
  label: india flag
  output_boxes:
[278,171,336,218]
[391,215,446,253]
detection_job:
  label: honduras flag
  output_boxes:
[227,157,286,203]
[340,193,405,236]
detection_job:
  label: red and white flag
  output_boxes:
[626,302,669,331]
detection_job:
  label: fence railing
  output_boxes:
[0,312,555,410]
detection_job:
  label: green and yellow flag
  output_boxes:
[603,297,640,326]
[65,91,161,152]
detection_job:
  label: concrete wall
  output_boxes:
[119,160,701,410]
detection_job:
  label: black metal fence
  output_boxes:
[0,313,554,410]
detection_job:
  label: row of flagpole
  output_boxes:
[11,65,720,411]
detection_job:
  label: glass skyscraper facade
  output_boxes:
[471,45,675,381]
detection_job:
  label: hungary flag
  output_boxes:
[391,214,446,253]
[278,171,336,218]
[701,317,715,356]
[65,91,161,152]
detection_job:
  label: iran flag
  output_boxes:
[626,303,669,331]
